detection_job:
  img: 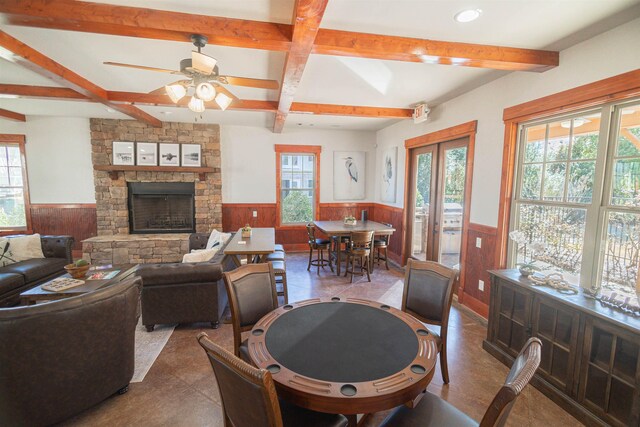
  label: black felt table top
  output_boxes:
[265,302,419,383]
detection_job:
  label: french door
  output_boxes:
[406,138,470,269]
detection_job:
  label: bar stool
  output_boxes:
[270,260,288,304]
[374,223,392,270]
[344,230,374,283]
[306,223,333,275]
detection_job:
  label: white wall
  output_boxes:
[221,125,376,203]
[0,117,95,203]
[375,17,640,227]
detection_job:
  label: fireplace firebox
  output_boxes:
[128,182,195,234]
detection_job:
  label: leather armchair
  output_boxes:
[0,276,141,427]
[136,233,236,331]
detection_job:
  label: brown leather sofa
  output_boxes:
[0,275,141,427]
[136,233,236,331]
[0,235,74,306]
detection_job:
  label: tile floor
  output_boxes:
[61,253,582,426]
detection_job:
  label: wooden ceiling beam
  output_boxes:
[0,84,411,119]
[273,0,329,133]
[0,30,161,126]
[0,107,25,122]
[0,0,291,51]
[0,0,558,72]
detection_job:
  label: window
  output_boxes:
[510,100,640,300]
[276,145,321,226]
[0,137,29,230]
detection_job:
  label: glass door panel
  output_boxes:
[437,143,468,269]
[410,148,435,261]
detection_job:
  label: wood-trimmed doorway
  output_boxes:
[403,121,476,300]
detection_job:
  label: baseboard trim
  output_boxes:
[460,292,489,318]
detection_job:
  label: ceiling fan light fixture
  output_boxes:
[166,84,186,103]
[188,95,205,113]
[215,92,233,111]
[196,82,216,102]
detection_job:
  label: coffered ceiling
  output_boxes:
[0,0,638,131]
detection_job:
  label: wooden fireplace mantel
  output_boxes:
[94,165,216,181]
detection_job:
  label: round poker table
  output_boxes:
[247,297,438,415]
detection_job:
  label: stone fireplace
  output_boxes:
[82,119,222,264]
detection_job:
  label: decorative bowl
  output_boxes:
[64,263,91,279]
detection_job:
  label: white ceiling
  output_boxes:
[1,0,638,130]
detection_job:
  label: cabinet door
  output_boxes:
[530,296,580,394]
[494,280,533,358]
[578,319,640,427]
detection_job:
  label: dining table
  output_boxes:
[248,297,437,426]
[313,220,395,276]
[223,227,276,267]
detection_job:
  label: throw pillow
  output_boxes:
[0,238,16,267]
[182,247,220,263]
[206,229,232,249]
[9,233,45,262]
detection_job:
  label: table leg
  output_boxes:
[230,255,242,268]
[336,237,342,276]
[345,414,370,427]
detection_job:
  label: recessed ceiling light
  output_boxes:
[105,107,116,113]
[0,94,19,99]
[160,111,173,115]
[454,9,482,23]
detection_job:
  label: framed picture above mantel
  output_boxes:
[181,144,202,167]
[159,143,180,166]
[112,141,134,166]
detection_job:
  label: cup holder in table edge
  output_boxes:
[283,305,294,310]
[416,329,429,336]
[252,329,264,336]
[410,364,426,374]
[267,364,281,374]
[331,297,341,301]
[340,384,357,396]
[380,304,391,310]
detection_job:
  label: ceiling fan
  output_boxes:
[103,34,279,112]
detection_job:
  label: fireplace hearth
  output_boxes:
[128,182,195,234]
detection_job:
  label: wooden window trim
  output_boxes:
[402,121,477,302]
[275,144,321,228]
[496,69,640,268]
[0,133,32,235]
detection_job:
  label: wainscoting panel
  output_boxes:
[318,203,375,221]
[221,204,277,232]
[462,223,498,317]
[30,204,98,251]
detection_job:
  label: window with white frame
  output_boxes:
[0,143,28,229]
[510,100,640,301]
[279,152,316,224]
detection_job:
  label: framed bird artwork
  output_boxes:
[334,151,366,200]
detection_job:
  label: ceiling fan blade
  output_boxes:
[191,51,217,75]
[148,80,191,95]
[218,75,280,90]
[103,61,179,74]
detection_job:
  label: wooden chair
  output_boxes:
[271,260,289,304]
[343,230,374,283]
[197,333,349,427]
[373,223,392,270]
[223,263,279,363]
[379,338,542,427]
[306,223,333,275]
[402,258,458,384]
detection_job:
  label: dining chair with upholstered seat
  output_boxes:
[306,223,333,275]
[223,263,279,364]
[379,337,542,427]
[197,333,349,427]
[344,230,375,283]
[402,258,458,384]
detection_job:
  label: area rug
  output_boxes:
[378,280,404,309]
[131,318,176,383]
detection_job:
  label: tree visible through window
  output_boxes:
[511,101,640,302]
[278,150,318,225]
[0,143,27,228]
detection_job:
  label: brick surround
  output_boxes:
[90,119,222,235]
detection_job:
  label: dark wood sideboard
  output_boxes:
[484,270,640,427]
